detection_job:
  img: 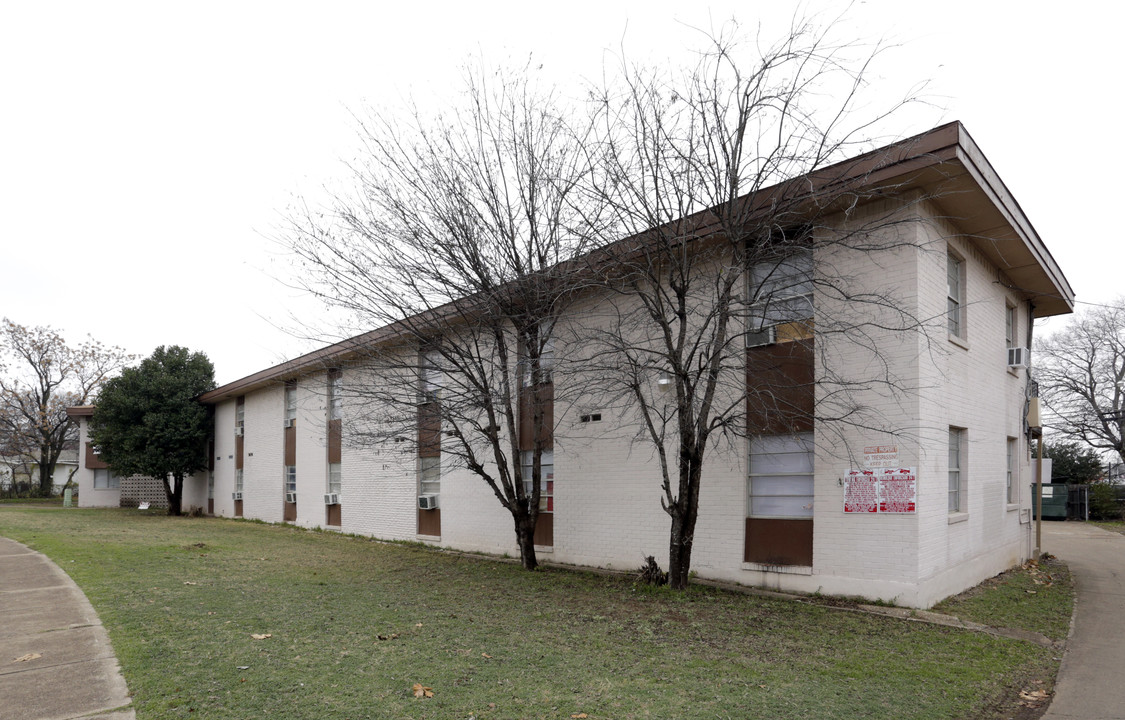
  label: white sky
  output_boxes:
[2,0,1119,385]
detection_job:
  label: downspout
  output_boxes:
[1026,301,1040,558]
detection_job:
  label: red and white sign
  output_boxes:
[878,467,917,513]
[843,467,917,514]
[843,469,879,513]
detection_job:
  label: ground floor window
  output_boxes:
[749,433,814,517]
[235,468,244,493]
[949,428,965,513]
[520,449,554,511]
[328,463,342,495]
[745,433,814,567]
[1006,437,1016,504]
[93,469,119,489]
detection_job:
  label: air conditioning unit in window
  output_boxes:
[234,426,244,437]
[418,494,439,510]
[232,491,243,501]
[285,418,295,428]
[285,492,297,504]
[324,492,340,505]
[747,325,777,348]
[1007,346,1030,368]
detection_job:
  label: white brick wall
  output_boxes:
[196,197,1042,607]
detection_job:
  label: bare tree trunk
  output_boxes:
[667,459,702,589]
[164,473,183,516]
[513,508,539,570]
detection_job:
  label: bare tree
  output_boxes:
[0,319,133,496]
[285,65,605,569]
[577,18,933,588]
[1036,301,1125,464]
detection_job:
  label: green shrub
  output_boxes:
[1089,483,1125,521]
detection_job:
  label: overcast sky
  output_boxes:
[2,1,1119,385]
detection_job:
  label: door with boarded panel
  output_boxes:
[417,400,441,536]
[519,382,554,547]
[326,369,342,527]
[234,396,245,517]
[745,338,814,567]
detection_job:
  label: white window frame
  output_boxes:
[1006,437,1017,505]
[419,456,441,497]
[93,468,119,489]
[521,322,555,387]
[1005,303,1017,350]
[284,383,297,425]
[420,350,442,403]
[949,427,965,513]
[328,463,342,495]
[748,433,814,518]
[748,248,814,346]
[947,250,966,339]
[235,468,244,493]
[284,465,296,495]
[328,371,342,421]
[235,401,245,434]
[519,449,555,512]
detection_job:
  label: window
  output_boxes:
[521,323,555,386]
[328,371,342,421]
[328,463,342,495]
[93,469,119,489]
[284,383,297,425]
[1006,437,1017,504]
[947,251,965,337]
[235,399,245,434]
[1005,304,1017,349]
[420,350,442,402]
[948,428,965,512]
[419,456,440,497]
[235,468,244,493]
[284,466,296,495]
[520,449,555,511]
[748,433,814,517]
[748,248,813,345]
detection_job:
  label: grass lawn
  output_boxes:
[1,508,1063,720]
[932,557,1073,642]
[1091,520,1125,536]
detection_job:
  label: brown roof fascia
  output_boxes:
[66,405,95,418]
[201,121,1072,401]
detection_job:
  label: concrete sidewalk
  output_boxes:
[0,536,133,720]
[1042,521,1125,720]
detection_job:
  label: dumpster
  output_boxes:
[1031,483,1068,520]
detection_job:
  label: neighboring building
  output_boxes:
[68,122,1073,608]
[0,449,78,495]
[66,406,170,508]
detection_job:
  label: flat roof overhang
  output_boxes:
[200,121,1075,403]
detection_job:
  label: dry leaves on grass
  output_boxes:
[1019,689,1051,707]
[12,653,42,663]
[412,683,434,698]
[571,714,589,719]
[250,633,272,640]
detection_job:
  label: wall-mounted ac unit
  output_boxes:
[234,426,244,437]
[232,491,243,501]
[285,418,295,428]
[285,492,297,504]
[324,492,340,505]
[418,494,439,510]
[1007,346,1030,368]
[747,325,777,348]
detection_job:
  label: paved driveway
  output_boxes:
[1042,521,1125,720]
